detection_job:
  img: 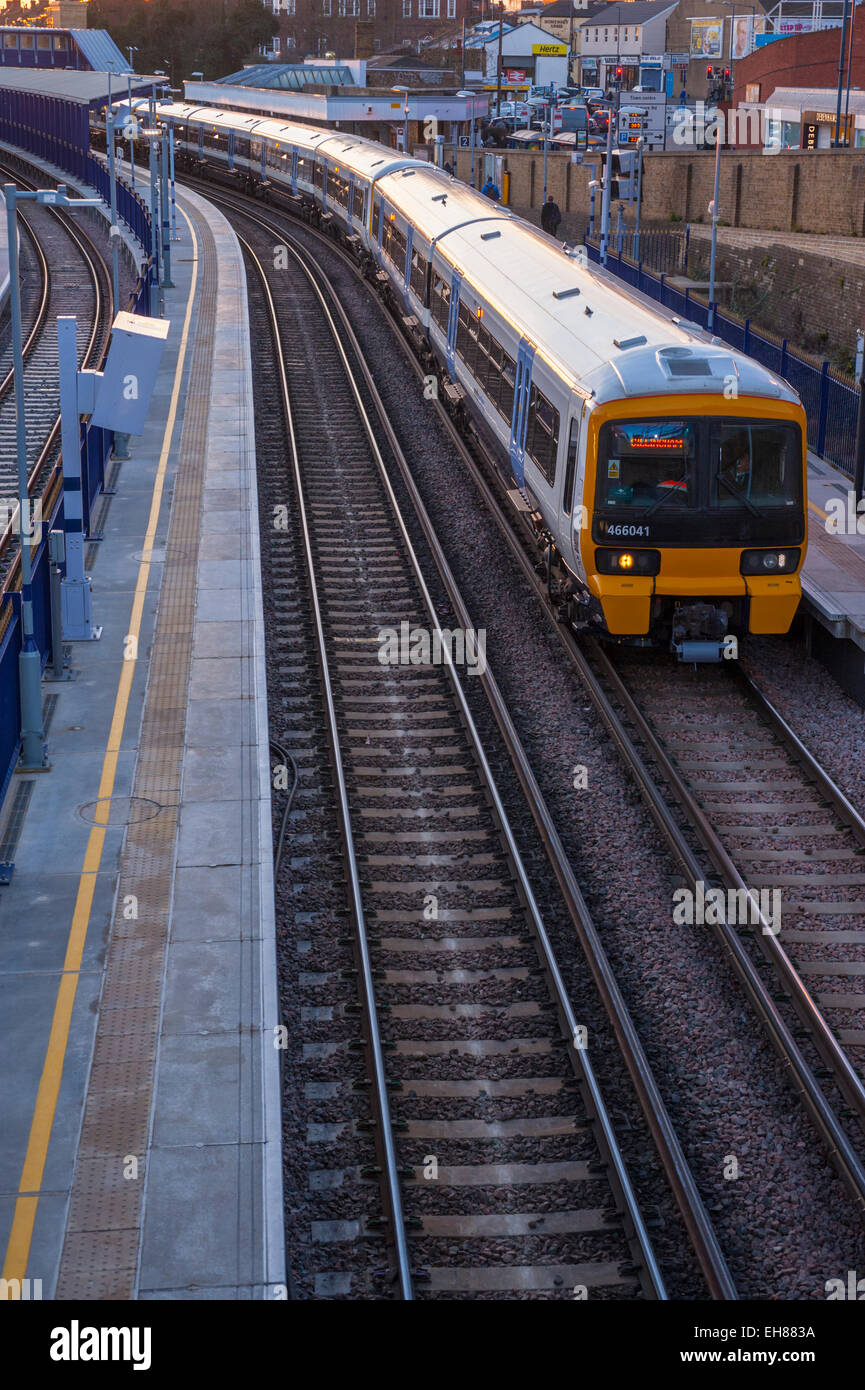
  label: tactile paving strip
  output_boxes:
[54,212,218,1300]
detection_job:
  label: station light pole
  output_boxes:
[105,72,121,314]
[457,90,478,186]
[543,97,550,205]
[707,122,722,330]
[4,182,101,769]
[126,48,138,190]
[392,86,410,155]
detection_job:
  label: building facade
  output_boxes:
[264,0,476,60]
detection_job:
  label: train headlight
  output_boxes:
[740,548,801,575]
[595,549,661,576]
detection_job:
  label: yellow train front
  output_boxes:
[569,384,807,662]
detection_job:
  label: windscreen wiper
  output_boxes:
[715,468,762,518]
[634,471,690,520]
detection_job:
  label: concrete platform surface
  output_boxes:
[0,178,284,1300]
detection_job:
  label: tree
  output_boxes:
[88,0,277,82]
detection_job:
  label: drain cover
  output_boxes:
[76,796,163,826]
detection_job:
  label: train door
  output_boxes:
[260,141,268,183]
[291,148,298,194]
[373,195,384,261]
[558,408,583,573]
[509,340,535,489]
[197,125,204,158]
[227,130,235,171]
[445,269,462,378]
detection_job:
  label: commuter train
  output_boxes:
[155,100,808,660]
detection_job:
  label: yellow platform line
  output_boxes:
[2,204,199,1288]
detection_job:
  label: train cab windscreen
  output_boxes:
[594,417,803,545]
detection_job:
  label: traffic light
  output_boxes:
[723,68,731,80]
[706,65,713,80]
[615,66,623,81]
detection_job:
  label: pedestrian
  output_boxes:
[540,195,562,236]
[443,159,454,175]
[481,177,501,201]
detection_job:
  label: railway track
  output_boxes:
[0,160,110,556]
[588,651,865,1129]
[231,196,738,1299]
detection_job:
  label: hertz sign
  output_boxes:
[532,43,567,55]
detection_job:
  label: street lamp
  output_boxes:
[457,89,477,187]
[707,125,722,330]
[126,47,139,188]
[543,97,551,205]
[4,183,102,769]
[392,85,410,154]
[105,72,121,314]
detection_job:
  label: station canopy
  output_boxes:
[217,63,355,90]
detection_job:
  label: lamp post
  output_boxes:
[457,89,477,186]
[835,0,851,146]
[126,47,138,189]
[707,124,722,330]
[633,134,644,261]
[4,182,102,769]
[543,98,550,204]
[105,71,121,314]
[392,86,410,154]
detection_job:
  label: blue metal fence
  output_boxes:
[0,258,152,822]
[585,238,858,478]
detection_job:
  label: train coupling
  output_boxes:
[671,602,729,664]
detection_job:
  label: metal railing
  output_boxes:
[585,236,857,478]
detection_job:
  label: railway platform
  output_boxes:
[802,451,865,704]
[0,181,284,1299]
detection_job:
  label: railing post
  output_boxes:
[780,339,788,377]
[659,271,665,306]
[743,319,750,355]
[684,222,690,272]
[817,361,830,458]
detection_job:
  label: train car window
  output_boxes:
[563,417,580,515]
[372,200,382,239]
[597,420,695,510]
[314,161,324,189]
[296,154,311,181]
[526,385,560,486]
[353,183,366,220]
[410,247,427,300]
[712,421,801,509]
[235,136,251,160]
[329,173,350,208]
[497,346,516,423]
[383,218,407,271]
[251,139,263,162]
[430,272,450,331]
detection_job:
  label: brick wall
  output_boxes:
[687,238,864,371]
[451,145,865,234]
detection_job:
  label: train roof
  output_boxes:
[158,101,799,411]
[158,102,418,178]
[378,165,797,408]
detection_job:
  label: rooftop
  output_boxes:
[0,68,164,104]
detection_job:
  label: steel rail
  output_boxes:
[0,213,49,404]
[212,187,728,1300]
[186,165,865,1260]
[239,229,415,1300]
[0,159,110,570]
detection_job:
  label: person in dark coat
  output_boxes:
[540,196,562,236]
